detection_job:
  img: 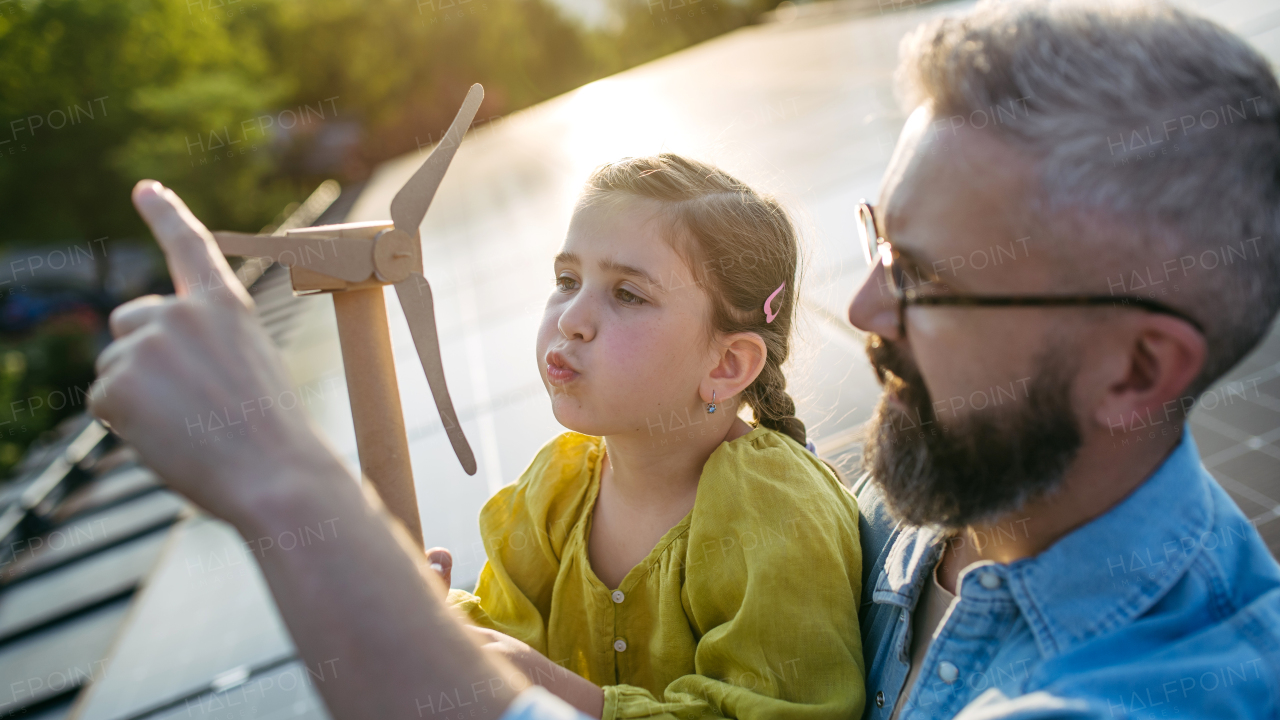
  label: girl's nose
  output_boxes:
[558,292,596,342]
[848,265,902,342]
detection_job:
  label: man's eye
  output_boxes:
[616,288,645,305]
[555,276,578,292]
[904,269,950,297]
[898,261,941,288]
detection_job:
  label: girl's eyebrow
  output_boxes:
[554,251,666,294]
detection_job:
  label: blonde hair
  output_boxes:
[578,153,808,447]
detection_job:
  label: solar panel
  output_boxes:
[14,697,76,720]
[0,598,130,712]
[0,529,170,642]
[51,467,162,526]
[3,491,186,584]
[70,516,296,720]
[131,660,331,720]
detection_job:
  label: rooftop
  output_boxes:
[3,0,1279,716]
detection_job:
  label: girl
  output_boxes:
[445,154,864,720]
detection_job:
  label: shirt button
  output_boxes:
[938,661,959,684]
[875,691,885,708]
[613,638,627,652]
[979,572,1001,589]
[611,590,625,603]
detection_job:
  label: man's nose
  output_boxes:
[848,265,902,342]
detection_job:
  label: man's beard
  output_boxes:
[860,334,1082,530]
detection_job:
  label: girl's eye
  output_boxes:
[555,276,579,292]
[616,287,646,305]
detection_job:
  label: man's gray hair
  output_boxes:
[898,0,1280,394]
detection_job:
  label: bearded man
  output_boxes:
[845,1,1280,717]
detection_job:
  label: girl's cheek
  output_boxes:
[609,337,674,395]
[536,308,561,346]
[601,320,652,363]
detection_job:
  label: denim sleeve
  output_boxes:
[500,686,597,720]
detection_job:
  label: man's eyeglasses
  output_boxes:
[856,200,1206,337]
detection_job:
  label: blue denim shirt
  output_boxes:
[854,426,1280,719]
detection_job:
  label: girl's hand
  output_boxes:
[466,627,605,718]
[425,547,453,598]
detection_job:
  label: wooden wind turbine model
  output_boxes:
[211,84,485,548]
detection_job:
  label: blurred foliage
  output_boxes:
[0,320,99,476]
[0,0,785,243]
[0,0,784,477]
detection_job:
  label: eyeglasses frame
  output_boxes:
[856,200,1206,338]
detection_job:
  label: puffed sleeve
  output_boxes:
[602,430,865,720]
[448,432,602,655]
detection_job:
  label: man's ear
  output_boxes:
[702,332,768,404]
[1092,315,1206,435]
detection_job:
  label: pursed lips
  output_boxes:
[546,350,581,385]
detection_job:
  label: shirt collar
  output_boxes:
[1008,425,1213,656]
[872,425,1214,656]
[872,524,945,609]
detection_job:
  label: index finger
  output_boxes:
[132,180,253,308]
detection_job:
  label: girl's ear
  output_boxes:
[704,332,768,401]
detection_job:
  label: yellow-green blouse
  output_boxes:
[447,426,865,720]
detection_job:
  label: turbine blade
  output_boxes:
[389,84,484,238]
[394,272,478,476]
[212,231,374,282]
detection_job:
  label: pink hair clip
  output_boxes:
[764,282,785,323]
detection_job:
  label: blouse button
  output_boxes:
[611,590,625,603]
[613,638,628,652]
[979,572,1001,590]
[875,691,884,708]
[938,661,959,684]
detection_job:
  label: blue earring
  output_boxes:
[707,390,717,414]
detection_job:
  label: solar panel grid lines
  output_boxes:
[0,472,188,718]
[2,491,190,586]
[66,517,301,720]
[0,530,170,644]
[132,660,330,720]
[0,420,113,567]
[0,597,131,716]
[50,467,164,527]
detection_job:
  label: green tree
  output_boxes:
[0,0,787,478]
[0,0,303,241]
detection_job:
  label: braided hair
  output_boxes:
[579,153,808,447]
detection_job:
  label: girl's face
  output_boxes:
[537,198,716,437]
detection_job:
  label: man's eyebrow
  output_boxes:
[893,244,936,272]
[894,242,973,290]
[881,206,943,276]
[883,237,942,277]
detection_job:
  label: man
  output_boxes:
[845,1,1280,717]
[90,4,1279,720]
